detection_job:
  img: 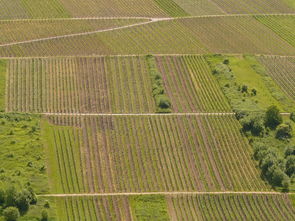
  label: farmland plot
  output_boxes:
[172,0,225,15]
[179,16,295,55]
[167,194,295,221]
[256,15,295,48]
[0,0,29,19]
[0,19,206,57]
[55,196,132,221]
[0,19,148,46]
[43,115,269,194]
[6,57,156,113]
[155,56,231,112]
[258,56,295,101]
[210,0,294,14]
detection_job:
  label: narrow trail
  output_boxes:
[39,191,294,197]
[0,18,171,48]
[42,112,236,116]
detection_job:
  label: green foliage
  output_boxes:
[41,210,48,221]
[265,105,283,129]
[0,113,48,193]
[286,156,295,177]
[130,195,169,221]
[290,112,295,122]
[240,113,264,136]
[146,55,172,113]
[3,207,19,221]
[276,123,293,140]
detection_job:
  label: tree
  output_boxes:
[286,155,295,177]
[15,190,30,215]
[285,146,295,157]
[241,85,248,93]
[276,123,292,140]
[271,169,286,186]
[265,105,282,129]
[3,207,20,221]
[290,112,295,122]
[41,210,48,221]
[5,186,17,207]
[0,188,5,205]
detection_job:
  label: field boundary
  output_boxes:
[39,191,294,197]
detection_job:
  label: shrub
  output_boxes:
[290,112,295,122]
[251,88,257,96]
[44,201,50,209]
[41,210,48,221]
[241,85,248,93]
[5,187,17,207]
[285,155,295,177]
[271,169,288,186]
[265,105,282,129]
[223,59,229,65]
[15,190,31,215]
[285,146,295,157]
[275,123,292,140]
[240,114,264,136]
[3,207,19,221]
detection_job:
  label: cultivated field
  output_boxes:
[0,0,169,19]
[167,194,295,220]
[43,115,269,194]
[256,15,295,48]
[258,56,295,101]
[0,19,148,45]
[1,16,295,56]
[51,194,295,221]
[5,56,231,113]
[155,55,231,112]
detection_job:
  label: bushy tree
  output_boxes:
[0,188,6,205]
[41,210,48,221]
[15,190,30,215]
[285,146,295,157]
[240,114,264,136]
[5,187,17,207]
[286,155,295,177]
[290,112,295,122]
[271,169,287,186]
[276,123,292,140]
[265,106,282,129]
[3,207,19,221]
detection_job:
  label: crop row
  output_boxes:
[258,56,295,101]
[1,16,295,57]
[0,19,146,45]
[167,194,295,221]
[6,56,156,113]
[156,55,231,112]
[0,0,168,19]
[43,115,269,193]
[52,194,295,221]
[6,55,232,113]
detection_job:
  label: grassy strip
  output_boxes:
[130,195,169,221]
[205,54,295,113]
[0,60,5,112]
[153,0,189,17]
[146,55,172,113]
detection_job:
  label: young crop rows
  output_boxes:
[255,15,295,48]
[0,0,168,19]
[1,16,295,57]
[258,56,295,101]
[54,196,132,221]
[167,194,295,221]
[179,16,295,55]
[43,115,269,194]
[0,19,147,45]
[156,55,231,112]
[6,56,156,113]
[6,55,233,113]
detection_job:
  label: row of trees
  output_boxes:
[238,106,294,191]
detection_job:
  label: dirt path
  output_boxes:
[42,112,236,116]
[38,191,294,197]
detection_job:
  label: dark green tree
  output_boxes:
[265,105,282,129]
[3,207,19,221]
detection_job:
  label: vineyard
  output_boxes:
[155,55,231,112]
[42,115,269,194]
[0,19,147,45]
[255,15,295,48]
[5,56,233,113]
[1,16,295,56]
[51,194,295,221]
[167,194,295,220]
[258,56,295,101]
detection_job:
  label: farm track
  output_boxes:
[41,112,290,116]
[39,191,294,197]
